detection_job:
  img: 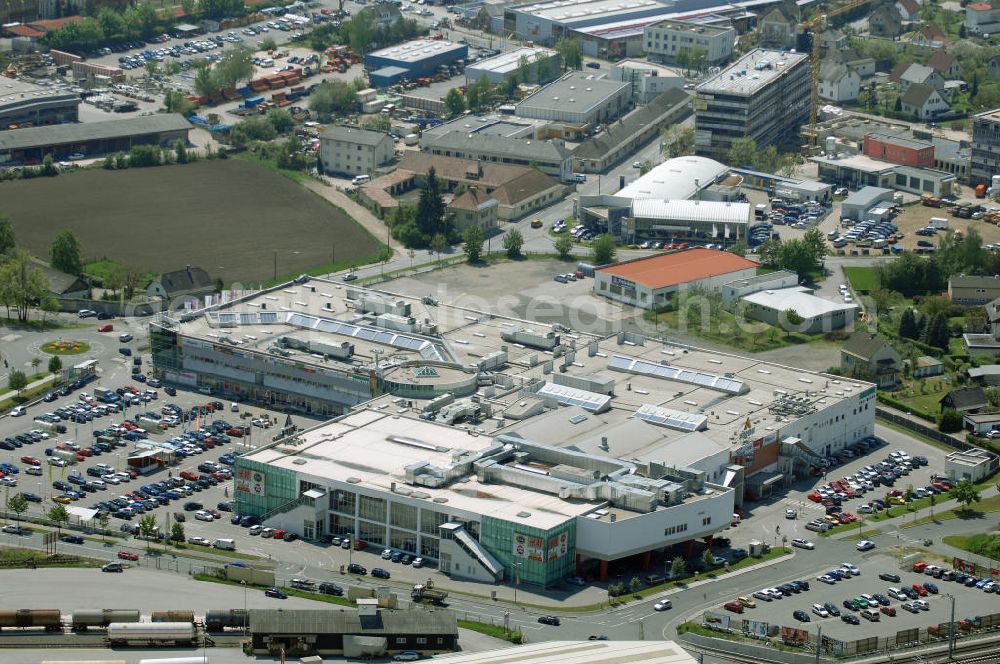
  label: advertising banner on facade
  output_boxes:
[235,467,266,496]
[512,532,544,562]
[744,620,769,638]
[547,532,568,561]
[953,557,977,574]
[781,627,807,645]
[821,635,843,655]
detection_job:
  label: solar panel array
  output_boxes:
[632,404,708,432]
[536,383,611,412]
[607,354,746,395]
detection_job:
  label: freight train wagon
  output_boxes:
[71,609,141,630]
[205,609,248,631]
[0,609,61,631]
[106,622,196,646]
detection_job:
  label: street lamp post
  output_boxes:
[513,562,522,605]
[945,593,956,660]
[241,580,248,633]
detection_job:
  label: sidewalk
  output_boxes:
[302,179,401,251]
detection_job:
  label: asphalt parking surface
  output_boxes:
[727,550,1000,642]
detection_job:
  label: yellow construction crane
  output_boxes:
[801,0,872,147]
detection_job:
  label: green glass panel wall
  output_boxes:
[233,458,298,516]
[481,516,576,587]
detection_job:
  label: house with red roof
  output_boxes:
[965,1,1000,35]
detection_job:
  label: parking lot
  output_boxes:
[723,550,1000,641]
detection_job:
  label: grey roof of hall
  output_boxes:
[515,72,630,115]
[574,88,689,160]
[842,186,893,209]
[866,130,932,152]
[0,77,79,108]
[249,608,458,635]
[424,130,575,161]
[321,125,392,146]
[0,114,190,151]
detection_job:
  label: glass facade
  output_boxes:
[149,324,180,372]
[233,459,298,516]
[480,516,576,587]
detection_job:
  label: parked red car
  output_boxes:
[97,324,113,333]
[179,470,199,481]
[20,456,40,466]
[117,551,139,561]
[912,584,928,596]
[807,492,823,503]
[724,601,744,613]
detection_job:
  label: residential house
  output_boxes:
[949,274,1000,305]
[30,258,89,299]
[840,332,902,388]
[147,266,214,302]
[912,22,950,49]
[900,83,950,120]
[758,0,800,49]
[869,3,904,37]
[961,413,1000,436]
[373,2,401,24]
[911,355,943,378]
[830,47,877,78]
[966,2,1000,36]
[987,295,1000,337]
[319,126,394,178]
[820,28,848,50]
[940,386,988,413]
[968,365,1000,386]
[818,62,861,102]
[893,62,945,94]
[895,0,920,21]
[447,187,499,234]
[927,51,961,79]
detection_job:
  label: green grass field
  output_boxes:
[0,160,382,284]
[843,266,879,292]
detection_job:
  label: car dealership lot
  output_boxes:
[727,552,999,641]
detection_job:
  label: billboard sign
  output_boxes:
[546,532,568,561]
[953,557,977,574]
[512,532,544,562]
[781,627,807,645]
[744,620,768,638]
[702,611,730,630]
[235,467,267,496]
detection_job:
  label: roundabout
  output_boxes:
[40,340,91,355]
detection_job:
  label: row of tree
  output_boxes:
[726,137,804,178]
[756,228,827,279]
[41,3,160,52]
[192,47,255,97]
[310,8,425,55]
[875,228,998,299]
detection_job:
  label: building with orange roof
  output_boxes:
[593,247,757,309]
[966,1,1000,35]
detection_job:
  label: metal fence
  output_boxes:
[876,407,975,451]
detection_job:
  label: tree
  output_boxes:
[310,80,357,116]
[0,215,16,256]
[899,308,919,339]
[726,136,757,169]
[463,225,484,263]
[592,234,617,265]
[430,232,448,263]
[174,139,189,165]
[144,59,159,79]
[923,312,950,349]
[261,36,278,51]
[701,547,715,568]
[180,0,196,15]
[0,249,51,322]
[670,555,685,578]
[138,514,158,550]
[199,0,245,19]
[660,125,695,158]
[30,357,40,372]
[639,160,653,175]
[554,37,582,70]
[40,154,58,177]
[939,407,963,433]
[50,230,82,276]
[783,309,804,334]
[554,234,574,259]
[266,107,295,133]
[778,238,822,279]
[97,511,110,542]
[416,167,446,239]
[444,87,466,117]
[361,114,391,132]
[8,371,27,397]
[164,90,194,116]
[47,355,62,375]
[171,521,185,542]
[952,479,982,511]
[728,240,747,258]
[629,576,641,594]
[7,493,28,525]
[48,504,69,536]
[503,229,524,259]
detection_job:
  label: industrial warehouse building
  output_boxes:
[739,287,859,333]
[593,248,757,309]
[157,277,875,586]
[364,39,469,88]
[464,46,561,85]
[514,72,632,125]
[249,607,458,657]
[0,77,79,131]
[0,114,191,165]
[694,49,810,160]
[504,0,675,46]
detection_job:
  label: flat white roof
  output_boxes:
[631,199,751,224]
[696,48,807,96]
[617,155,729,201]
[467,46,558,75]
[433,641,698,664]
[742,286,859,318]
[513,0,664,22]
